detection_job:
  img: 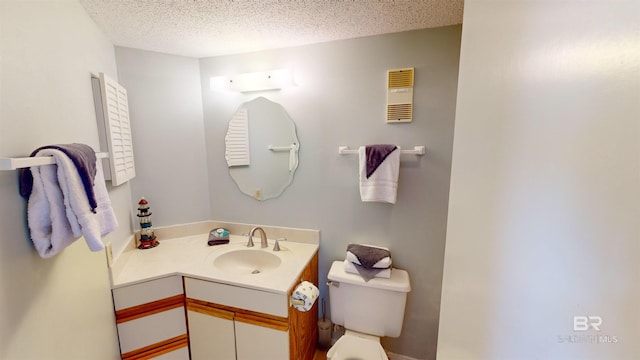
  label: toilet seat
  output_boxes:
[326,332,388,360]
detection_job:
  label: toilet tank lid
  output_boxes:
[327,261,411,292]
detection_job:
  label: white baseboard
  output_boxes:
[387,352,423,360]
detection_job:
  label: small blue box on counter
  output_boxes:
[208,228,230,246]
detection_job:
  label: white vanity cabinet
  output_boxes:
[112,276,188,359]
[185,252,318,360]
[235,316,289,360]
[185,279,290,360]
[186,298,290,360]
[186,302,237,359]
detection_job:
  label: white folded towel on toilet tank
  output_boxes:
[346,243,391,267]
[344,244,392,281]
[343,260,391,280]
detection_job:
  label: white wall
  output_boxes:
[199,27,461,358]
[437,1,640,359]
[114,47,211,231]
[0,1,131,358]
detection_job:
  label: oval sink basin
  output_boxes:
[213,249,282,275]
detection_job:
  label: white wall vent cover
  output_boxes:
[386,67,414,123]
[93,72,136,186]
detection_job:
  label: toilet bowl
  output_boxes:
[326,330,388,360]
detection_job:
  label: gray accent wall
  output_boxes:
[200,27,461,358]
[115,47,211,231]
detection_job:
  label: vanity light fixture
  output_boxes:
[210,68,295,93]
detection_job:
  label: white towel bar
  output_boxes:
[0,152,109,171]
[338,145,425,155]
[268,143,300,172]
[268,145,292,152]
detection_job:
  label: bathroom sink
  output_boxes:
[213,249,282,275]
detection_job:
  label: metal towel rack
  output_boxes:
[338,145,425,155]
[0,152,109,171]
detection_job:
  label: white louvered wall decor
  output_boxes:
[224,107,251,167]
[97,72,136,186]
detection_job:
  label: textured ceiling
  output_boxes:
[79,0,464,58]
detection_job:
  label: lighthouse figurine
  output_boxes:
[137,197,159,249]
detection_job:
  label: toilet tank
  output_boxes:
[328,260,411,337]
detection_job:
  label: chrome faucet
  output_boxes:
[247,227,268,248]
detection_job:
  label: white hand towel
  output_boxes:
[28,149,118,258]
[28,163,76,257]
[359,146,400,204]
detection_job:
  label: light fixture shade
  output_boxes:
[210,69,294,92]
[209,76,228,91]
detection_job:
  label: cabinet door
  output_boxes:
[113,276,183,311]
[187,305,236,360]
[117,307,187,356]
[235,314,289,360]
[113,276,187,359]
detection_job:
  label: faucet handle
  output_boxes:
[273,237,286,252]
[246,234,254,247]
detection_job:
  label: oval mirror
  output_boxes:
[225,97,300,201]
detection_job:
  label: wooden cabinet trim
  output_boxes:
[289,251,319,360]
[235,311,289,332]
[185,297,288,323]
[121,333,188,360]
[116,294,185,324]
[186,298,234,321]
[186,297,289,332]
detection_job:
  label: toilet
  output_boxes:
[326,260,411,360]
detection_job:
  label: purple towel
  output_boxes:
[347,243,391,269]
[365,144,398,178]
[20,143,98,213]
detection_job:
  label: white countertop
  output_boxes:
[111,233,319,295]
